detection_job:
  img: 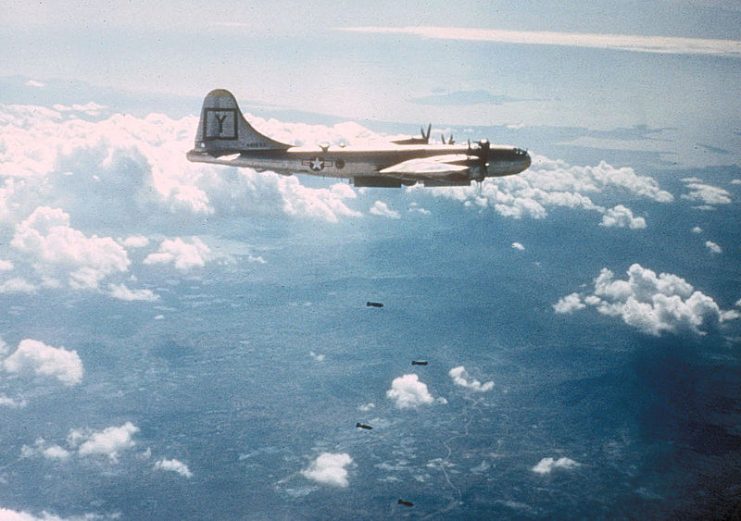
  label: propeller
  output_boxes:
[473,139,490,183]
[440,133,455,145]
[421,123,432,143]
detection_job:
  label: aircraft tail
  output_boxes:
[191,89,289,155]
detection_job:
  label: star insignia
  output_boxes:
[310,157,324,171]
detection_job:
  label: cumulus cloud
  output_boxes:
[691,226,703,234]
[600,205,646,229]
[277,180,361,223]
[358,402,375,412]
[532,457,580,474]
[301,452,353,487]
[143,237,211,272]
[121,235,149,248]
[386,374,434,409]
[107,283,159,302]
[705,240,722,254]
[0,104,367,227]
[417,155,671,225]
[21,438,71,461]
[369,200,401,219]
[10,206,130,290]
[69,422,139,462]
[681,179,732,206]
[3,339,83,386]
[553,293,586,314]
[511,242,525,251]
[449,366,493,392]
[309,351,325,362]
[154,458,193,478]
[556,264,738,335]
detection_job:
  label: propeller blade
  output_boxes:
[425,123,432,141]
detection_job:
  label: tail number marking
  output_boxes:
[204,109,238,140]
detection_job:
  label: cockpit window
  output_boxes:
[514,148,528,156]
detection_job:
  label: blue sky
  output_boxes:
[0,2,740,520]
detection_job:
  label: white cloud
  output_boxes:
[691,226,703,234]
[449,366,493,392]
[25,79,45,88]
[108,283,159,302]
[3,339,84,386]
[600,205,646,229]
[0,394,27,408]
[71,422,139,462]
[532,457,580,475]
[417,155,671,225]
[52,102,107,117]
[369,200,400,219]
[358,402,375,412]
[121,235,149,248]
[553,293,586,314]
[0,105,367,225]
[309,351,325,362]
[705,240,722,254]
[341,26,741,58]
[21,438,71,461]
[0,259,13,271]
[154,458,193,478]
[278,180,361,223]
[143,237,211,272]
[511,242,525,251]
[0,507,76,521]
[0,277,37,294]
[10,206,130,290]
[408,202,431,215]
[301,452,353,487]
[682,179,732,205]
[557,264,738,335]
[386,374,434,409]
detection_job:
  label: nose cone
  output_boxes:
[510,148,531,174]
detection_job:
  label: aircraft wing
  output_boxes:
[379,154,473,176]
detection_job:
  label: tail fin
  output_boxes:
[192,89,289,155]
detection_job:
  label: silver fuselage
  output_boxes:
[187,143,531,181]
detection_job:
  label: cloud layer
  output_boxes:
[342,26,741,58]
[417,155,669,225]
[554,264,739,335]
